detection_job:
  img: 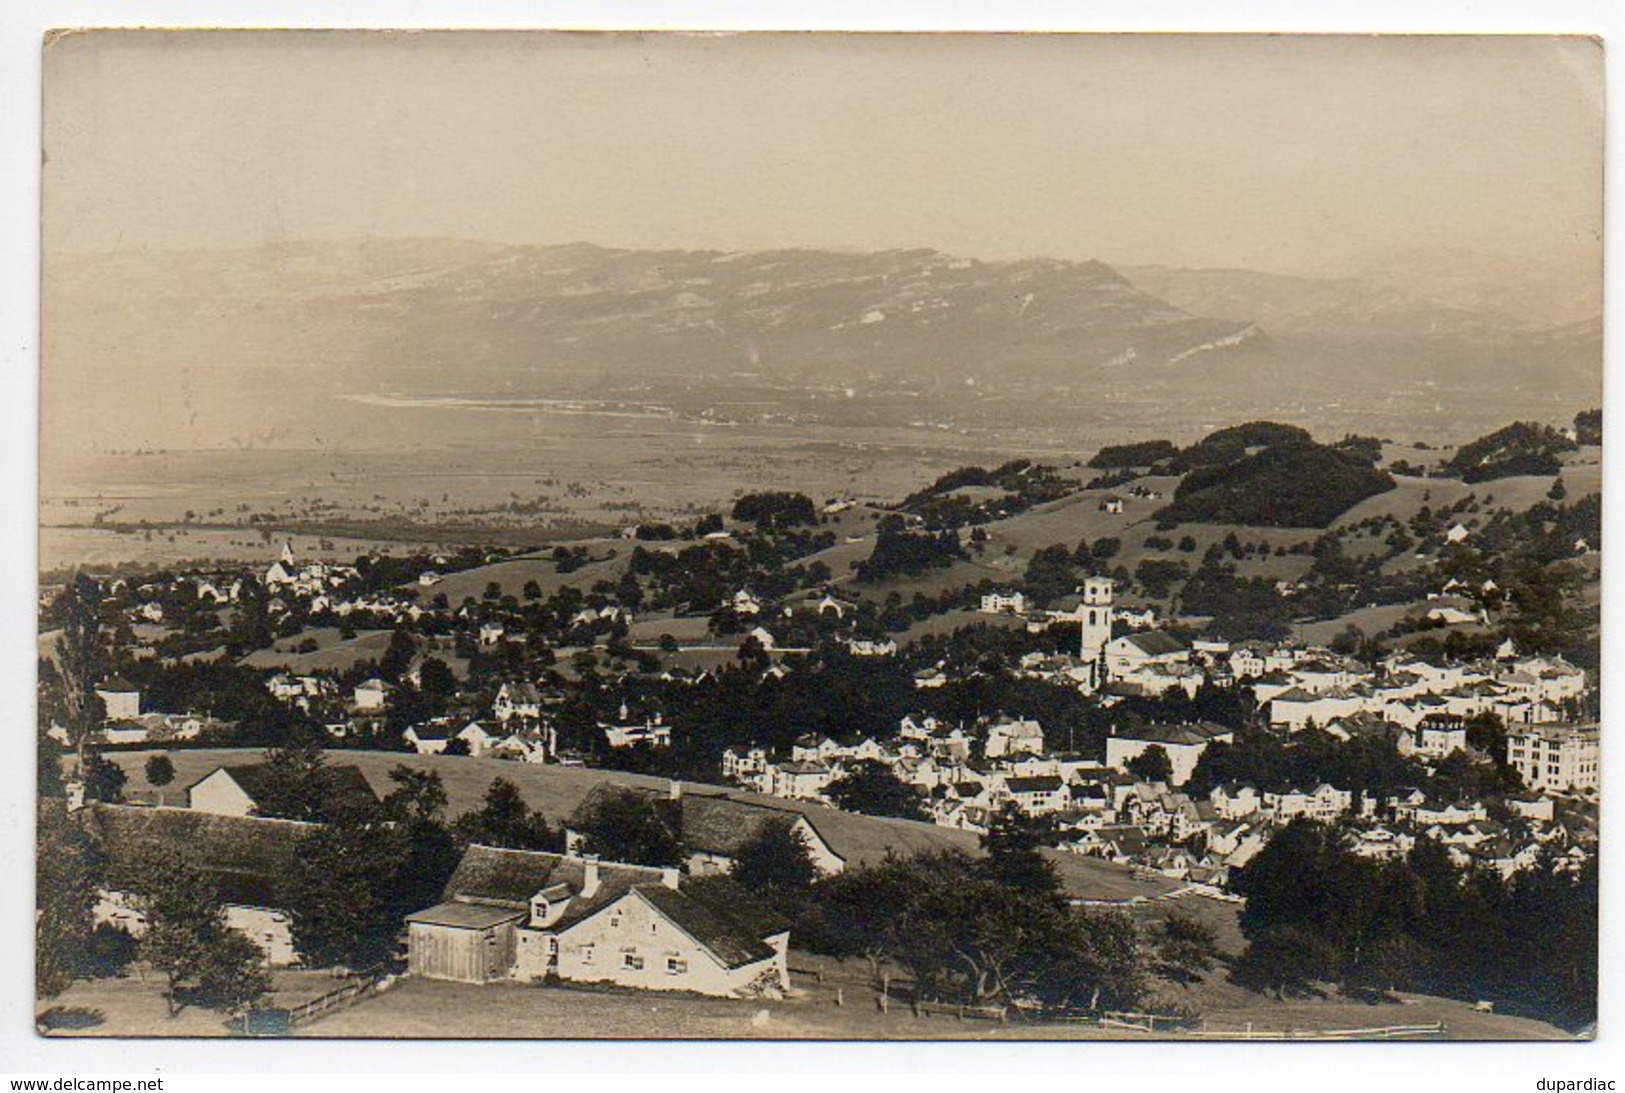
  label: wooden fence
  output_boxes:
[285,977,380,1027]
[1189,1021,1447,1040]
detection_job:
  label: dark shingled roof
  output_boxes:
[188,762,381,815]
[1119,631,1188,657]
[631,884,775,969]
[567,784,834,861]
[442,845,665,928]
[1006,775,1064,793]
[1117,721,1233,747]
[82,803,308,909]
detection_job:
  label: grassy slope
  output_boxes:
[288,974,1572,1041]
[407,543,632,606]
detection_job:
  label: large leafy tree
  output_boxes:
[129,850,270,1017]
[1125,745,1174,784]
[825,761,927,821]
[144,754,176,788]
[250,730,331,822]
[381,766,459,923]
[729,818,818,906]
[284,818,405,971]
[1150,910,1220,984]
[979,805,1060,898]
[569,788,681,867]
[52,574,106,767]
[809,850,1145,1011]
[453,777,556,852]
[79,750,127,804]
[35,805,101,997]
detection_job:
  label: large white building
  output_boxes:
[1506,722,1600,794]
[95,677,142,721]
[1104,721,1234,786]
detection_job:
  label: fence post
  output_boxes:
[834,987,843,1007]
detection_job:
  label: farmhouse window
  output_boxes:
[667,958,687,975]
[624,953,644,971]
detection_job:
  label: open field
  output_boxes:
[41,415,1060,570]
[102,748,1187,904]
[235,628,474,679]
[1292,604,1417,646]
[37,967,360,1039]
[290,973,1573,1042]
[38,524,422,577]
[407,545,628,605]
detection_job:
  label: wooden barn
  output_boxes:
[403,901,526,984]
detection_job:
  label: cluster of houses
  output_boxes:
[78,763,847,999]
[980,576,1587,741]
[717,621,1598,890]
[1254,647,1586,734]
[1059,774,1584,887]
[45,676,233,750]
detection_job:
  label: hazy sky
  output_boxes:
[43,30,1603,271]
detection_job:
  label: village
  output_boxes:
[36,418,1602,1039]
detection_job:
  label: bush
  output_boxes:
[145,754,176,787]
[732,492,817,530]
[1445,422,1577,483]
[1089,439,1179,469]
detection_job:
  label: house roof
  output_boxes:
[1270,687,1318,703]
[405,901,528,929]
[1117,631,1188,657]
[97,676,139,693]
[192,762,381,816]
[1006,775,1064,793]
[568,784,836,861]
[442,845,665,928]
[83,803,308,909]
[1117,721,1232,747]
[631,884,776,969]
[499,681,542,703]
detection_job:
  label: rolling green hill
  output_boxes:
[1158,443,1395,529]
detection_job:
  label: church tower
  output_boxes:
[1079,576,1114,690]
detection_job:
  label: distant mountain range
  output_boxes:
[43,238,1600,450]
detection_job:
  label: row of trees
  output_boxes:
[1232,819,1597,1028]
[726,806,1214,1013]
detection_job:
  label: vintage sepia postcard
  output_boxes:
[35,30,1601,1044]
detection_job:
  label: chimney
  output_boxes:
[581,857,602,899]
[668,779,683,801]
[660,866,681,890]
